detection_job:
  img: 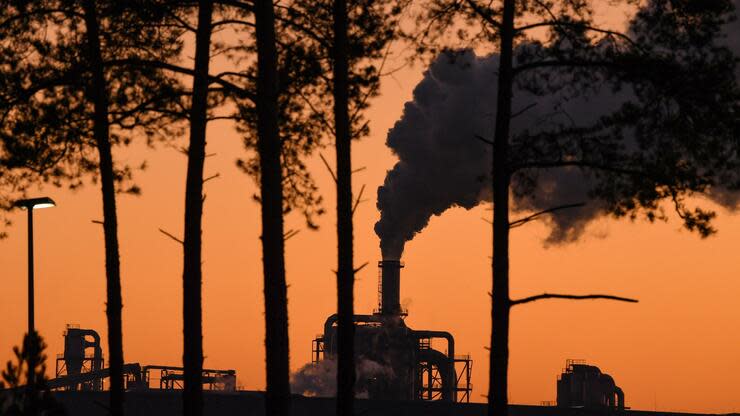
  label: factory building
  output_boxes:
[49,325,235,392]
[311,260,472,402]
[556,360,625,410]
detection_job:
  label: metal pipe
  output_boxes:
[412,330,455,362]
[77,329,103,372]
[417,348,455,401]
[412,330,456,401]
[323,314,382,340]
[615,386,625,410]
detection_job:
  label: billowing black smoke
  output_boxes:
[374,50,624,259]
[375,51,496,259]
[375,5,740,260]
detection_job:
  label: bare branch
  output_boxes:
[212,19,255,29]
[464,0,503,30]
[213,70,254,80]
[284,229,301,241]
[203,173,220,184]
[515,21,641,50]
[511,103,537,119]
[319,153,337,182]
[294,88,335,135]
[352,184,366,215]
[475,134,494,145]
[163,8,198,32]
[349,41,394,127]
[91,220,104,225]
[354,262,369,274]
[511,293,638,306]
[105,58,255,102]
[509,202,585,228]
[158,228,184,245]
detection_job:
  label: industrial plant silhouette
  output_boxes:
[2,0,740,416]
[5,265,642,415]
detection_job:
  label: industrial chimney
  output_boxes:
[378,260,404,315]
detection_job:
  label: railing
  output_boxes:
[564,358,586,372]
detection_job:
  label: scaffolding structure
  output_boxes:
[415,337,472,403]
[140,366,236,391]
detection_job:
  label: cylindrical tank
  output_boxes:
[63,330,86,376]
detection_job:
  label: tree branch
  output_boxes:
[158,228,183,245]
[354,262,369,274]
[284,229,300,241]
[475,134,494,145]
[509,202,585,228]
[352,184,366,215]
[203,173,220,183]
[513,59,621,77]
[212,19,255,29]
[515,21,641,49]
[319,152,337,182]
[511,102,537,119]
[464,0,503,30]
[105,58,255,102]
[511,293,638,306]
[512,160,645,176]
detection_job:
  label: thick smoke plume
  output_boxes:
[375,51,497,260]
[290,357,394,398]
[374,50,618,259]
[376,6,740,260]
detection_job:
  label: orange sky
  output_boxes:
[1,4,739,414]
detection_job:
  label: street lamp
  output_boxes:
[14,196,55,389]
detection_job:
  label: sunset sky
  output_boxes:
[1,3,739,414]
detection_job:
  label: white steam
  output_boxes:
[290,357,395,398]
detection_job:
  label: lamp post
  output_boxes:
[14,196,55,390]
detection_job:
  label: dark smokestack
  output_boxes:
[379,260,403,315]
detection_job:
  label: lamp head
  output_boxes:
[14,197,56,210]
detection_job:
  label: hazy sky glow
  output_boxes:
[1,3,739,413]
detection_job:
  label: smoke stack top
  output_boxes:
[379,260,404,315]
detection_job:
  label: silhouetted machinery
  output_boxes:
[54,326,105,391]
[50,325,236,392]
[312,261,472,402]
[556,360,625,410]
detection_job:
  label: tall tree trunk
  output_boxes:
[332,0,355,415]
[182,2,213,416]
[255,1,291,415]
[81,2,124,415]
[489,1,515,416]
